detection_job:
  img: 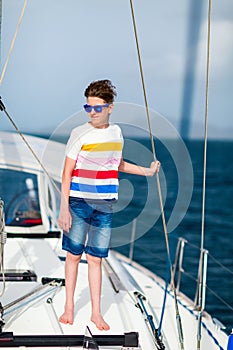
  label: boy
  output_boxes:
[58,79,160,330]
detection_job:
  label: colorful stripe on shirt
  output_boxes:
[81,142,122,152]
[70,182,118,194]
[76,154,121,167]
[72,169,118,179]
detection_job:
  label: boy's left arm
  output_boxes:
[118,159,160,176]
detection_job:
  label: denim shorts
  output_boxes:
[62,197,113,258]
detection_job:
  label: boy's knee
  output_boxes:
[67,252,82,263]
[86,254,102,265]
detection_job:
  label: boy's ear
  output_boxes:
[109,103,114,114]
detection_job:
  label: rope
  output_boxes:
[129,1,185,348]
[197,1,212,349]
[0,0,28,86]
[157,258,170,337]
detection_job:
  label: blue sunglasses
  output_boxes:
[83,103,110,113]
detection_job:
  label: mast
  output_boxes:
[179,0,204,139]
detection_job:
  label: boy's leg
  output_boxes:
[85,202,112,330]
[86,254,110,330]
[59,252,82,324]
[60,198,91,324]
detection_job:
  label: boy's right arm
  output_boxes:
[58,156,76,232]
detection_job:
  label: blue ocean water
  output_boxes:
[111,138,233,333]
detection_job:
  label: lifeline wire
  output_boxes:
[129,1,184,349]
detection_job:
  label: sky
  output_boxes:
[0,0,233,139]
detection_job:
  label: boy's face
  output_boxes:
[86,97,113,128]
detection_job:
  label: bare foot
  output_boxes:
[59,306,74,325]
[91,313,110,331]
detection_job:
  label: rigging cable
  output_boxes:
[129,1,185,349]
[196,1,212,349]
[0,0,28,86]
[0,98,61,197]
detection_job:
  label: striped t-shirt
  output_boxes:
[65,122,123,200]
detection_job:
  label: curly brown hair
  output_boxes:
[84,79,117,103]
